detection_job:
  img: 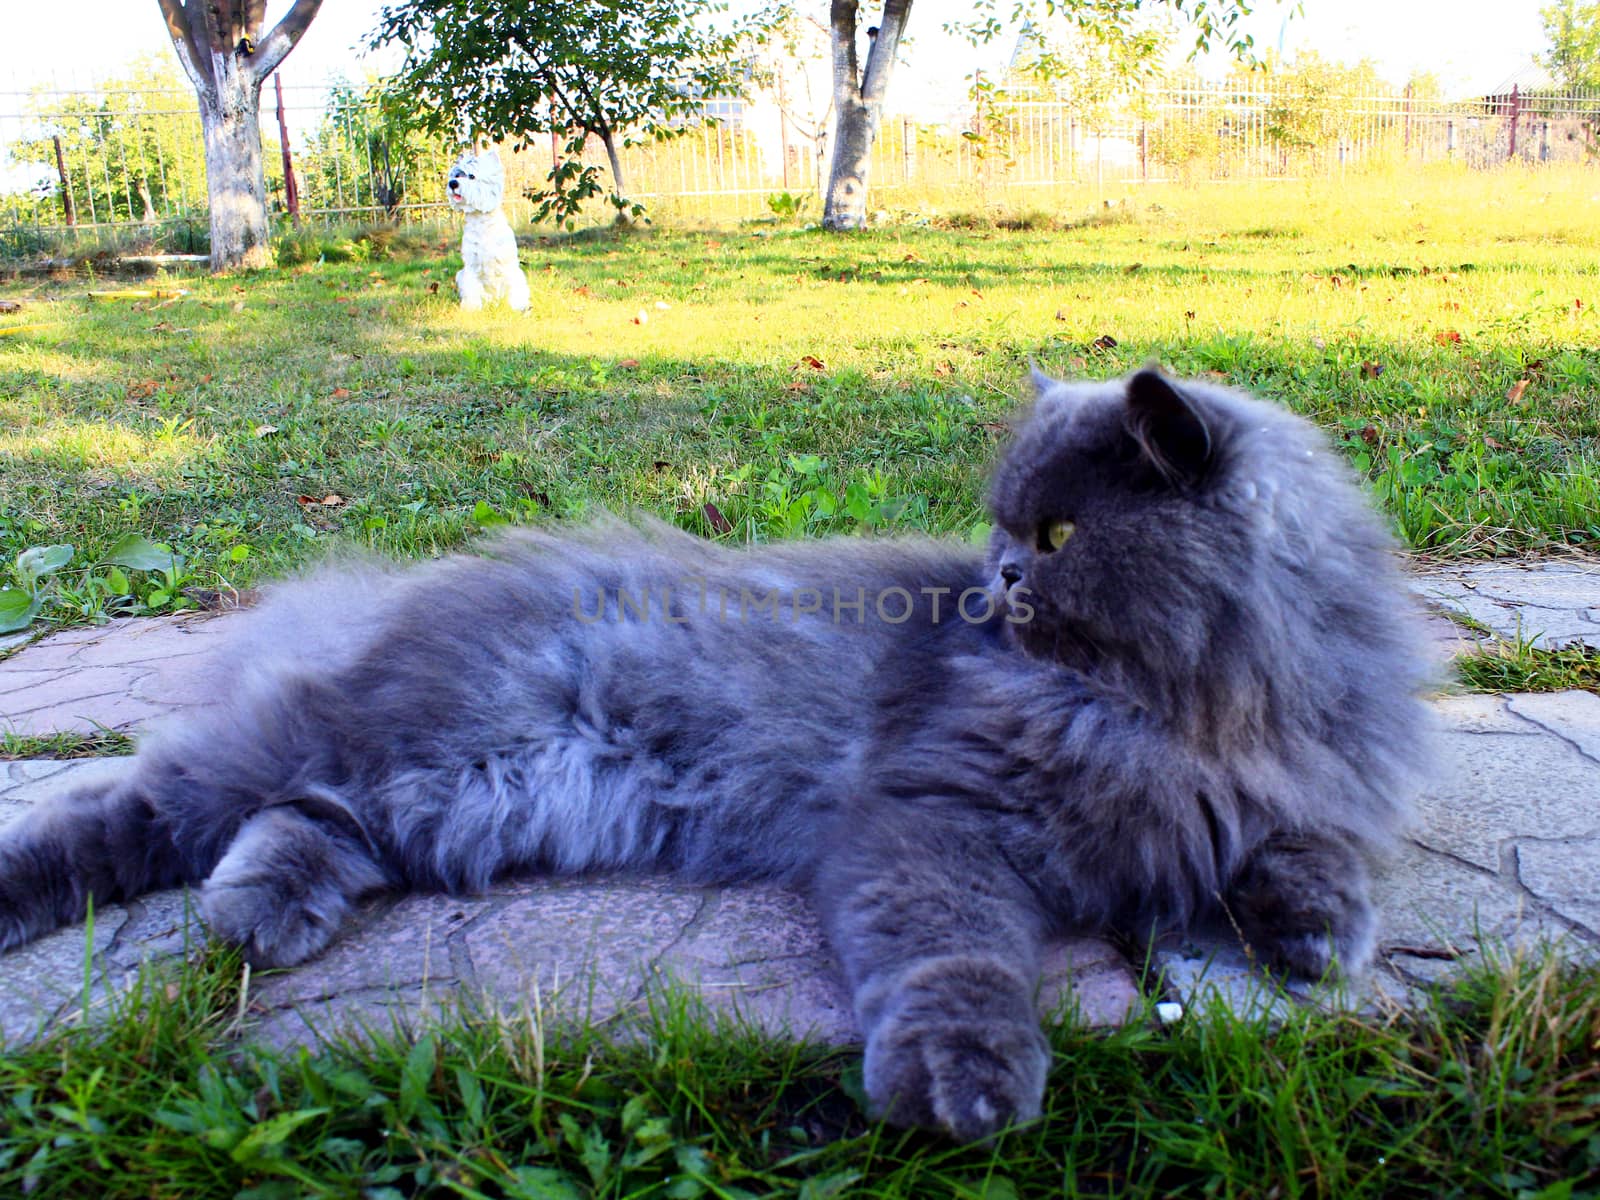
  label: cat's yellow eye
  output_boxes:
[1042,519,1076,551]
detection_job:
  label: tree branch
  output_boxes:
[252,0,325,78]
[830,0,862,105]
[861,0,913,107]
[509,32,590,135]
[244,0,268,40]
[155,0,213,101]
[195,0,231,58]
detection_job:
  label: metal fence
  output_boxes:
[3,71,1597,254]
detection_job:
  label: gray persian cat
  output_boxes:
[0,369,1430,1140]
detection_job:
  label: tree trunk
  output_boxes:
[597,125,635,225]
[201,69,273,271]
[157,0,324,272]
[824,95,876,230]
[822,0,912,232]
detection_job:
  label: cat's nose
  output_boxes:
[1000,563,1023,587]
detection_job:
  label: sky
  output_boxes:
[0,0,1556,100]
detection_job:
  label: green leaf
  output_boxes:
[504,1166,584,1200]
[800,1172,864,1200]
[229,1108,329,1164]
[103,533,176,572]
[399,1033,436,1121]
[104,566,131,595]
[0,589,41,633]
[15,544,73,590]
[454,1066,484,1128]
[471,499,508,526]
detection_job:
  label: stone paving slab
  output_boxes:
[0,765,1139,1048]
[1410,558,1600,649]
[2,687,1596,1048]
[0,611,229,736]
[1,561,1597,1047]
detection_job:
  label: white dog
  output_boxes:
[445,149,530,312]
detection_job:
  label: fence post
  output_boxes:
[1403,82,1413,156]
[274,74,301,227]
[902,116,915,181]
[776,73,791,190]
[1508,83,1520,161]
[52,135,76,227]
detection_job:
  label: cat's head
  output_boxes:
[986,367,1416,720]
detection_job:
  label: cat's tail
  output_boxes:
[0,759,207,953]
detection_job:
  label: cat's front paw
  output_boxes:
[1230,834,1377,979]
[864,1013,1051,1141]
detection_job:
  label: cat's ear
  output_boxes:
[1028,362,1058,396]
[1124,368,1213,487]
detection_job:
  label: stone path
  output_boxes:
[0,559,1597,1049]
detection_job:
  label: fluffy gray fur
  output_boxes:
[0,368,1432,1140]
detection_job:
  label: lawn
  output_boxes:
[1,167,1597,634]
[1,944,1597,1199]
[2,170,1600,1196]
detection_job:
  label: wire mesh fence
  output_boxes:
[2,68,1596,255]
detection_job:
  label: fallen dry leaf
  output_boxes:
[618,358,640,368]
[427,282,440,295]
[1360,361,1384,379]
[1434,330,1463,346]
[331,387,351,400]
[1506,379,1529,403]
[798,355,826,371]
[1360,424,1380,445]
[701,502,733,534]
[632,309,648,325]
[1091,334,1118,352]
[253,424,279,438]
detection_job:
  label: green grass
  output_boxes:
[1,167,1597,631]
[0,728,136,759]
[3,173,1600,1191]
[1456,638,1600,694]
[1,945,1597,1198]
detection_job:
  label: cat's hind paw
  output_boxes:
[199,807,388,968]
[865,1014,1051,1142]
